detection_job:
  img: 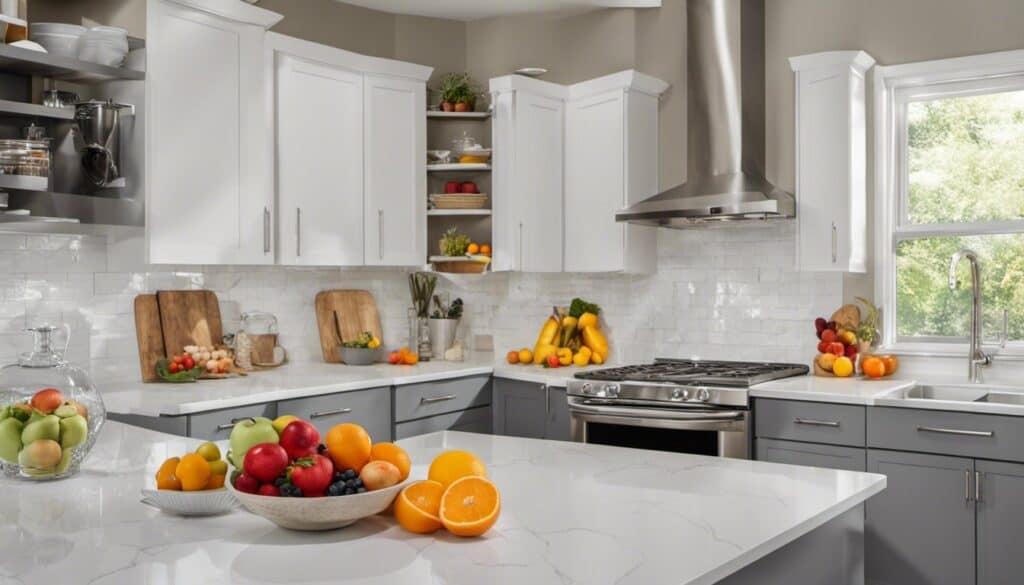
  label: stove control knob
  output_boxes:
[605,384,620,398]
[671,388,688,401]
[580,383,592,395]
[696,388,711,402]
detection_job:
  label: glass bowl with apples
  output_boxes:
[0,326,105,480]
[224,416,411,530]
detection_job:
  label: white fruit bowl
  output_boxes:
[227,478,409,531]
[140,488,237,517]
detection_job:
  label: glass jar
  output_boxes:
[0,326,105,480]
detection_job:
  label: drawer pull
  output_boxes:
[421,394,457,404]
[310,408,353,419]
[216,417,251,431]
[965,470,971,503]
[917,426,994,438]
[794,418,840,428]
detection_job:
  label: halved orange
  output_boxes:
[395,480,445,534]
[428,450,486,489]
[439,476,500,537]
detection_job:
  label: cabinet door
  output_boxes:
[275,53,364,266]
[565,91,625,272]
[394,406,492,440]
[147,0,273,265]
[755,438,866,472]
[513,92,564,272]
[492,378,547,439]
[278,387,392,442]
[545,386,571,441]
[188,403,277,441]
[865,449,975,585]
[364,75,426,266]
[976,459,1024,585]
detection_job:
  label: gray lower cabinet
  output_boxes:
[976,459,1024,585]
[865,449,975,585]
[188,403,278,441]
[492,378,570,441]
[756,438,866,472]
[394,406,491,439]
[391,376,493,439]
[278,386,392,442]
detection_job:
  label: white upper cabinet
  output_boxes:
[791,51,875,273]
[364,76,427,266]
[146,0,281,265]
[564,71,667,273]
[267,34,364,266]
[490,76,567,273]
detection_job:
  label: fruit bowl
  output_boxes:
[140,487,237,517]
[227,477,409,530]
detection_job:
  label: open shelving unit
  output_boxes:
[427,208,492,216]
[0,43,145,83]
[427,162,491,172]
[427,111,491,120]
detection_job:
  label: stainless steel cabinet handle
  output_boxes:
[831,222,837,263]
[965,469,971,503]
[378,209,384,261]
[263,207,271,254]
[217,417,249,431]
[975,471,982,502]
[543,384,550,417]
[917,426,994,438]
[420,394,457,404]
[310,407,352,419]
[296,207,302,257]
[794,418,840,427]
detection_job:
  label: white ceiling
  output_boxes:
[335,0,661,22]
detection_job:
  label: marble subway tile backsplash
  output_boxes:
[0,222,841,380]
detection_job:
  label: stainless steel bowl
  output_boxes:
[338,347,379,366]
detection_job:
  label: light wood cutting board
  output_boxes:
[134,290,224,382]
[315,290,383,363]
[134,294,165,383]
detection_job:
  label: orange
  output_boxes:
[467,243,480,255]
[517,348,532,364]
[206,472,226,489]
[370,442,411,481]
[395,480,444,534]
[175,453,212,491]
[428,450,486,489]
[881,354,899,375]
[326,423,373,472]
[439,476,500,537]
[156,457,182,490]
[862,356,886,379]
[506,351,519,365]
[480,244,491,256]
[832,356,854,378]
[403,352,419,365]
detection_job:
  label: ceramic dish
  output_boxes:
[140,488,237,517]
[227,478,409,531]
[338,346,379,365]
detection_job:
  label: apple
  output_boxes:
[546,353,561,368]
[845,344,858,360]
[257,483,281,497]
[460,181,478,194]
[817,340,830,354]
[243,443,290,483]
[279,419,320,460]
[227,417,279,468]
[359,460,401,491]
[827,342,846,357]
[21,414,59,445]
[839,330,858,345]
[30,389,64,414]
[814,317,827,333]
[59,415,88,450]
[0,418,23,462]
[444,181,460,194]
[19,439,61,471]
[820,329,837,344]
[233,473,260,494]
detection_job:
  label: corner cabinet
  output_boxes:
[564,72,667,273]
[490,76,567,273]
[790,51,875,273]
[492,378,570,441]
[146,0,282,265]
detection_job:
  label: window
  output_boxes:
[876,51,1024,353]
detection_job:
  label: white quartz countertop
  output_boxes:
[101,353,599,417]
[750,374,917,405]
[0,421,886,585]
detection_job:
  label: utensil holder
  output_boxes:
[429,318,459,360]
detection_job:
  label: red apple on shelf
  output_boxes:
[460,181,478,194]
[444,181,460,194]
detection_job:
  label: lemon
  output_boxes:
[832,356,854,377]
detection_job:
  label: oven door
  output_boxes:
[567,396,749,458]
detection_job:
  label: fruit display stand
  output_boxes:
[429,255,490,274]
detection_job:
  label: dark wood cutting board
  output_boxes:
[315,290,383,363]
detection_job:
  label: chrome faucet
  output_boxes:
[949,249,991,383]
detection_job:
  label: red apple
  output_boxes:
[31,388,65,414]
[820,329,837,344]
[827,342,846,357]
[460,181,478,194]
[243,443,290,484]
[279,419,320,460]
[845,345,858,359]
[817,340,831,354]
[257,483,281,497]
[233,473,260,494]
[444,181,460,194]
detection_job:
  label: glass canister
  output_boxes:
[0,326,105,480]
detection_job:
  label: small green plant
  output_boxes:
[438,72,477,108]
[439,227,471,257]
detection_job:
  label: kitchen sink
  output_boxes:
[877,384,1024,413]
[975,392,1024,405]
[900,385,989,402]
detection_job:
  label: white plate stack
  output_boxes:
[29,23,85,57]
[78,26,129,67]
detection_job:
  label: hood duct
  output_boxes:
[616,0,794,227]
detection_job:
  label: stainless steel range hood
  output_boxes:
[616,0,794,227]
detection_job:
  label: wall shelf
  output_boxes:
[427,209,492,216]
[0,99,74,120]
[427,111,490,119]
[0,174,48,192]
[427,163,491,172]
[0,43,145,83]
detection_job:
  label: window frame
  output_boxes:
[874,50,1024,357]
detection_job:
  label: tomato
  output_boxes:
[172,355,183,365]
[169,362,181,374]
[290,454,334,497]
[182,355,195,370]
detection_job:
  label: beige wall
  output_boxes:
[28,0,146,37]
[766,0,1024,301]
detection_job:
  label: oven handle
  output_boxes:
[567,397,746,422]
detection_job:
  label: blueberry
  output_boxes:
[344,469,357,480]
[333,472,345,483]
[317,443,328,454]
[327,483,344,497]
[343,487,355,495]
[280,483,303,498]
[344,479,357,488]
[274,476,287,487]
[356,487,367,494]
[353,479,364,488]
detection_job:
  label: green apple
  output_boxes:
[55,448,73,474]
[19,438,61,474]
[59,414,88,450]
[227,417,278,468]
[26,408,47,425]
[21,414,59,445]
[0,417,23,462]
[54,403,79,418]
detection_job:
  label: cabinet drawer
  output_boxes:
[755,399,865,447]
[188,403,277,441]
[394,375,491,422]
[279,387,391,442]
[755,438,866,472]
[394,406,492,440]
[868,407,1024,463]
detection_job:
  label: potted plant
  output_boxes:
[438,72,477,112]
[429,294,463,360]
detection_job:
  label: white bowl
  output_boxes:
[227,478,409,531]
[140,488,238,517]
[30,22,86,35]
[30,28,83,58]
[78,41,127,67]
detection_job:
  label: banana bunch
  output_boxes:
[531,298,608,367]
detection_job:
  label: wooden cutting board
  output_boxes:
[315,290,383,363]
[134,290,224,382]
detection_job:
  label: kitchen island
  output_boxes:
[0,421,885,585]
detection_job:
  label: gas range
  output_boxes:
[568,358,809,408]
